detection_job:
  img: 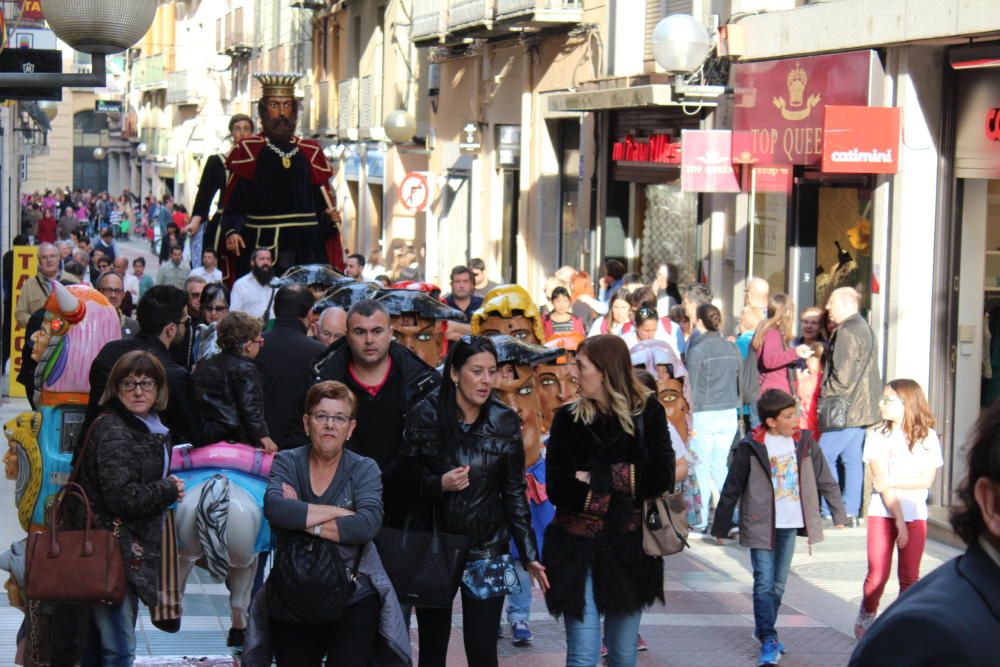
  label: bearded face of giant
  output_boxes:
[259,96,297,142]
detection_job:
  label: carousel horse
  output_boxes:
[171,442,273,648]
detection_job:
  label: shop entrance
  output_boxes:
[749,169,875,315]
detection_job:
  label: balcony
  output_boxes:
[139,128,170,159]
[448,0,494,35]
[338,77,358,134]
[166,70,199,105]
[133,54,167,90]
[412,0,445,45]
[495,0,582,27]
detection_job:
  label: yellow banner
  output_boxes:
[8,247,38,398]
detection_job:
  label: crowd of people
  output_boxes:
[5,214,1000,667]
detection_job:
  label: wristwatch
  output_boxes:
[313,524,322,536]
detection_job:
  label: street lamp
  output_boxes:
[384,110,417,145]
[136,142,148,158]
[93,147,107,161]
[651,14,726,101]
[0,0,157,88]
[37,101,58,122]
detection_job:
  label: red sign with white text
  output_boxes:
[611,134,681,164]
[821,105,900,174]
[681,130,741,193]
[20,1,43,20]
[732,50,874,165]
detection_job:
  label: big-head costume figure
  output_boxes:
[471,284,544,344]
[375,289,466,367]
[222,73,344,276]
[537,332,585,434]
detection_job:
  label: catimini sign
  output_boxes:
[821,105,900,174]
[732,51,879,166]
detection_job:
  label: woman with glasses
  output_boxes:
[251,380,410,666]
[73,350,186,664]
[193,311,278,452]
[399,335,547,667]
[192,282,230,363]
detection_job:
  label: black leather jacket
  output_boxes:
[193,351,269,446]
[401,389,539,563]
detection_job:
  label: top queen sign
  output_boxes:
[732,50,882,166]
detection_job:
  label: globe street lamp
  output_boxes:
[0,0,157,89]
[650,14,727,102]
[383,110,417,145]
[93,147,107,161]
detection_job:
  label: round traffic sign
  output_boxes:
[399,172,429,212]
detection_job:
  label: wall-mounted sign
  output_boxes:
[95,99,123,113]
[0,48,62,101]
[399,171,429,213]
[459,122,480,152]
[611,134,681,164]
[496,125,521,168]
[732,50,877,165]
[681,130,741,193]
[821,105,900,174]
[20,0,44,20]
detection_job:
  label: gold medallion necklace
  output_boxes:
[265,138,299,169]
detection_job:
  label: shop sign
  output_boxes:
[955,68,1000,179]
[681,130,741,193]
[459,122,481,152]
[7,247,37,398]
[20,1,43,20]
[733,50,875,165]
[95,99,123,113]
[748,165,793,194]
[611,134,681,164]
[821,106,900,174]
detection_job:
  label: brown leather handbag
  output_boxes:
[24,481,126,604]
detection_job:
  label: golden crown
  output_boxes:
[254,72,303,98]
[786,63,807,105]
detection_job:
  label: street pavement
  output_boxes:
[0,393,963,666]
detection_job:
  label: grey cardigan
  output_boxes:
[684,331,742,412]
[243,446,412,666]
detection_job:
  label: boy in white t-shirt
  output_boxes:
[713,389,846,666]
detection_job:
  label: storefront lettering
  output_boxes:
[987,108,1000,142]
[749,127,823,163]
[612,134,681,164]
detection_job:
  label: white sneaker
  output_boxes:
[854,606,877,640]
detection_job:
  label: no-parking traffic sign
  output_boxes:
[399,172,429,212]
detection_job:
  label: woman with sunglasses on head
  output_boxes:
[621,300,684,358]
[193,311,278,452]
[192,282,230,363]
[398,335,548,667]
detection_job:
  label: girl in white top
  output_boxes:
[855,379,943,640]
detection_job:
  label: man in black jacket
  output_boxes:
[310,298,439,523]
[257,283,327,448]
[820,287,881,523]
[82,285,202,446]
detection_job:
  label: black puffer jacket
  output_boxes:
[74,399,179,606]
[193,351,269,446]
[400,389,538,563]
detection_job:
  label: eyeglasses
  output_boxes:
[879,396,901,405]
[636,306,658,320]
[100,287,124,295]
[120,379,157,393]
[310,413,351,427]
[204,305,228,313]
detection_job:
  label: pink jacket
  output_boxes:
[757,327,798,394]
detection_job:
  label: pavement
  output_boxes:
[0,389,965,666]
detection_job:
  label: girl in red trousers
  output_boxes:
[854,379,943,640]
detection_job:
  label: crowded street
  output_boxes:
[3,2,1000,667]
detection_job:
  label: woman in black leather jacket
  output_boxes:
[193,311,278,451]
[401,335,549,667]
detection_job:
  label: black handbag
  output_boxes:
[817,326,874,431]
[266,532,362,624]
[374,508,471,609]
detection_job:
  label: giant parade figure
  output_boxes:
[222,73,345,277]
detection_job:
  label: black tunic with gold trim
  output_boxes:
[221,134,344,276]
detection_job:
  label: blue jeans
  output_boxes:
[750,528,797,645]
[81,589,138,667]
[819,427,865,516]
[505,561,533,624]
[690,409,738,524]
[565,571,642,667]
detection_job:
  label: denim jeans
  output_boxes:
[505,561,533,625]
[750,528,797,644]
[81,589,139,667]
[690,408,738,524]
[565,571,642,667]
[818,427,865,517]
